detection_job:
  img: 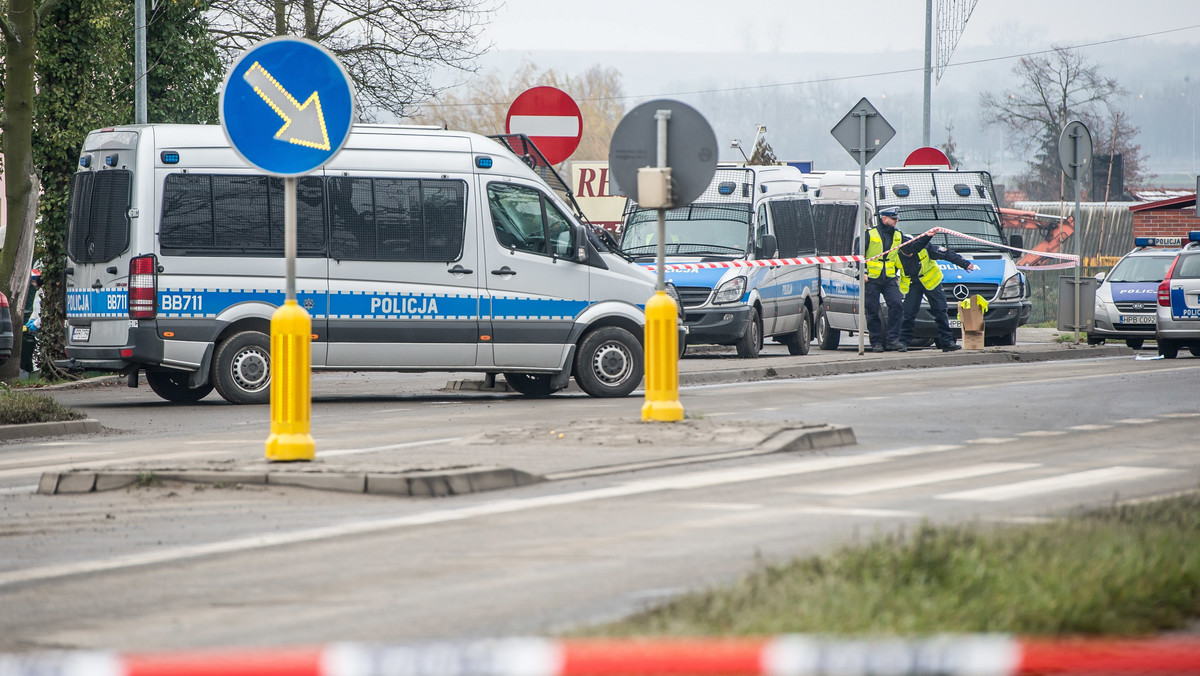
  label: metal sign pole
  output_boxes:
[655,109,671,292]
[285,177,297,301]
[856,112,868,356]
[1073,144,1082,345]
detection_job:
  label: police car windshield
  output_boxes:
[621,203,750,259]
[894,205,1004,253]
[1108,255,1174,283]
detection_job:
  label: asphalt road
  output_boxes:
[1,353,1197,652]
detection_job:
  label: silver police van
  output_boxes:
[60,124,662,403]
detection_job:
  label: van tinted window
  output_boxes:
[160,174,325,255]
[68,170,132,263]
[328,177,466,262]
[769,200,816,257]
[487,183,573,257]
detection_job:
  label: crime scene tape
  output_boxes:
[3,636,1200,676]
[643,226,1080,274]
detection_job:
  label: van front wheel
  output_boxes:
[146,370,213,403]
[575,326,643,398]
[212,331,271,404]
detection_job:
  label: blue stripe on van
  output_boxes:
[67,287,589,321]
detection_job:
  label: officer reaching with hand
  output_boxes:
[853,207,904,352]
[895,231,979,352]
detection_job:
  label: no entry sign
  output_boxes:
[505,86,582,165]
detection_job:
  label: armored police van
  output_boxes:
[61,124,662,403]
[618,165,821,358]
[813,165,1031,347]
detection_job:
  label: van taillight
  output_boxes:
[1158,256,1180,307]
[129,254,157,319]
[0,292,8,309]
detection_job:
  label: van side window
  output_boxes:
[159,173,325,256]
[487,183,573,257]
[769,200,817,257]
[328,177,467,262]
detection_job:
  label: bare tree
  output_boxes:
[410,60,627,163]
[979,46,1146,201]
[206,0,493,120]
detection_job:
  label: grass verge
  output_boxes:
[583,494,1200,637]
[0,389,87,425]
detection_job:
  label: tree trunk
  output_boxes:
[274,0,285,35]
[303,0,316,40]
[1,0,41,383]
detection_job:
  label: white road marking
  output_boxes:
[1115,418,1157,424]
[793,506,919,518]
[966,437,1016,444]
[1159,412,1200,418]
[936,466,1176,502]
[877,444,963,457]
[0,453,887,587]
[318,437,460,458]
[1017,430,1067,437]
[799,463,1038,496]
[1067,424,1112,431]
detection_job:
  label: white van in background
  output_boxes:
[60,125,663,403]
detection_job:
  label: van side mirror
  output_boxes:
[1008,233,1024,250]
[574,225,588,264]
[1094,270,1106,282]
[758,234,778,259]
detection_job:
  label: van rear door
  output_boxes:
[65,130,140,353]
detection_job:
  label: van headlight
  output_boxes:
[999,273,1025,300]
[714,276,747,304]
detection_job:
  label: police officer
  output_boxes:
[895,233,979,352]
[21,269,43,375]
[853,207,904,352]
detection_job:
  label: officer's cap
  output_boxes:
[878,207,900,219]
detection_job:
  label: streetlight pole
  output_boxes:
[135,0,147,124]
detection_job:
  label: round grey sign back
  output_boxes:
[608,99,718,206]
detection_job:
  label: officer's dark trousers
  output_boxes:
[865,276,903,348]
[899,282,956,348]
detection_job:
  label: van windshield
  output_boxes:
[894,205,1005,253]
[620,203,751,260]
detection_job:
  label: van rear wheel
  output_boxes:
[787,306,813,355]
[575,326,643,398]
[146,370,213,403]
[212,331,271,404]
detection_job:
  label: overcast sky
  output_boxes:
[485,0,1200,54]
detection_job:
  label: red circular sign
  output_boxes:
[903,147,952,168]
[505,86,583,166]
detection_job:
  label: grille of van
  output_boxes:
[941,282,999,302]
[675,286,713,308]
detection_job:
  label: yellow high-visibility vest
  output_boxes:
[899,247,945,294]
[865,228,902,279]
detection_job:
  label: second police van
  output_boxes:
[618,165,822,358]
[60,124,670,403]
[812,160,1032,347]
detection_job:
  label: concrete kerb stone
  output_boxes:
[0,418,102,442]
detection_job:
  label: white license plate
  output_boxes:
[948,319,962,329]
[1119,315,1155,325]
[71,326,91,342]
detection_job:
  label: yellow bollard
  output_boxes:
[642,290,684,422]
[265,299,315,461]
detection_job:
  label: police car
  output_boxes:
[1088,236,1185,349]
[1155,230,1200,358]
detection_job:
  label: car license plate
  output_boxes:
[71,326,90,342]
[948,319,962,329]
[1119,315,1155,325]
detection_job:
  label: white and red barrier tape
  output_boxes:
[4,636,1200,676]
[643,227,1080,273]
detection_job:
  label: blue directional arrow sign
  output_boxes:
[220,37,355,176]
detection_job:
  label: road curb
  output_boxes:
[0,418,103,442]
[679,345,1132,386]
[36,465,544,497]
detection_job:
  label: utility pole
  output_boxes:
[922,0,932,147]
[135,0,147,124]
